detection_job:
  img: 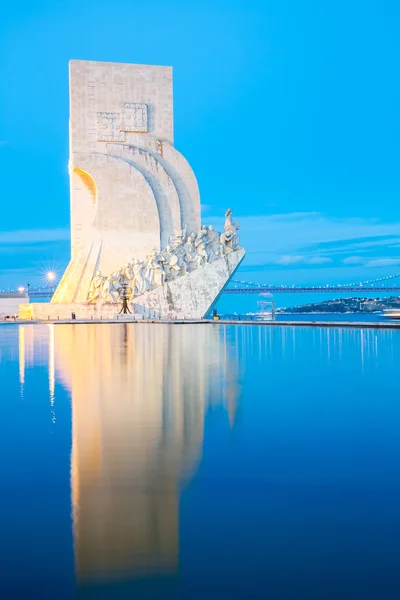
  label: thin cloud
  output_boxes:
[208,212,400,268]
[342,256,365,265]
[309,236,400,256]
[306,256,333,265]
[365,258,400,268]
[0,228,70,244]
[277,255,304,265]
[277,255,333,266]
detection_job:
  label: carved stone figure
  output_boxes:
[102,271,121,302]
[87,271,105,302]
[171,240,187,276]
[132,259,147,295]
[86,212,242,303]
[169,226,187,247]
[160,245,180,281]
[124,261,135,283]
[194,231,208,267]
[220,208,240,253]
[206,225,222,262]
[184,233,198,272]
[143,248,165,288]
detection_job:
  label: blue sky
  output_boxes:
[1,0,400,290]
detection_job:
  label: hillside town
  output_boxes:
[278,296,400,314]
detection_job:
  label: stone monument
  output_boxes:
[20,60,245,320]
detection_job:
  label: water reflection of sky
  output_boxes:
[1,323,400,599]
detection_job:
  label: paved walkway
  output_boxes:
[2,318,400,329]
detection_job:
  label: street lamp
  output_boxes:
[47,271,56,293]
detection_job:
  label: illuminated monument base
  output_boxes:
[20,249,244,321]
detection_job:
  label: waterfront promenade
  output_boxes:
[3,318,400,329]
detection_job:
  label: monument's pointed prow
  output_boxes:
[133,248,245,320]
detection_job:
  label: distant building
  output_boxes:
[362,300,378,311]
[0,293,29,318]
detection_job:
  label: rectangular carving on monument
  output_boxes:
[119,103,148,133]
[96,112,125,142]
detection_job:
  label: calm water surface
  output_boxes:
[1,323,400,599]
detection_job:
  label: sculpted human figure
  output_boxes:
[159,245,172,280]
[97,211,243,301]
[110,271,123,301]
[101,278,111,302]
[184,233,198,272]
[206,225,222,262]
[169,226,187,248]
[88,270,105,302]
[132,259,147,295]
[124,261,135,283]
[171,239,187,276]
[101,271,121,302]
[144,248,165,288]
[194,230,208,267]
[220,208,240,253]
[160,245,180,281]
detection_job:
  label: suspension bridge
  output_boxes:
[226,272,400,294]
[8,272,400,299]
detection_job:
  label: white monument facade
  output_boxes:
[21,60,244,320]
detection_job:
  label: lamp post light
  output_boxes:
[47,272,56,293]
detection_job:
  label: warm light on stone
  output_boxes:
[21,59,245,320]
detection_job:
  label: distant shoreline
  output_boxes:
[277,296,400,315]
[277,311,381,315]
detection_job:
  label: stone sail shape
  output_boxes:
[52,60,201,304]
[132,248,245,320]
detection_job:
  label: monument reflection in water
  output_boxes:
[52,323,239,588]
[11,323,400,598]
